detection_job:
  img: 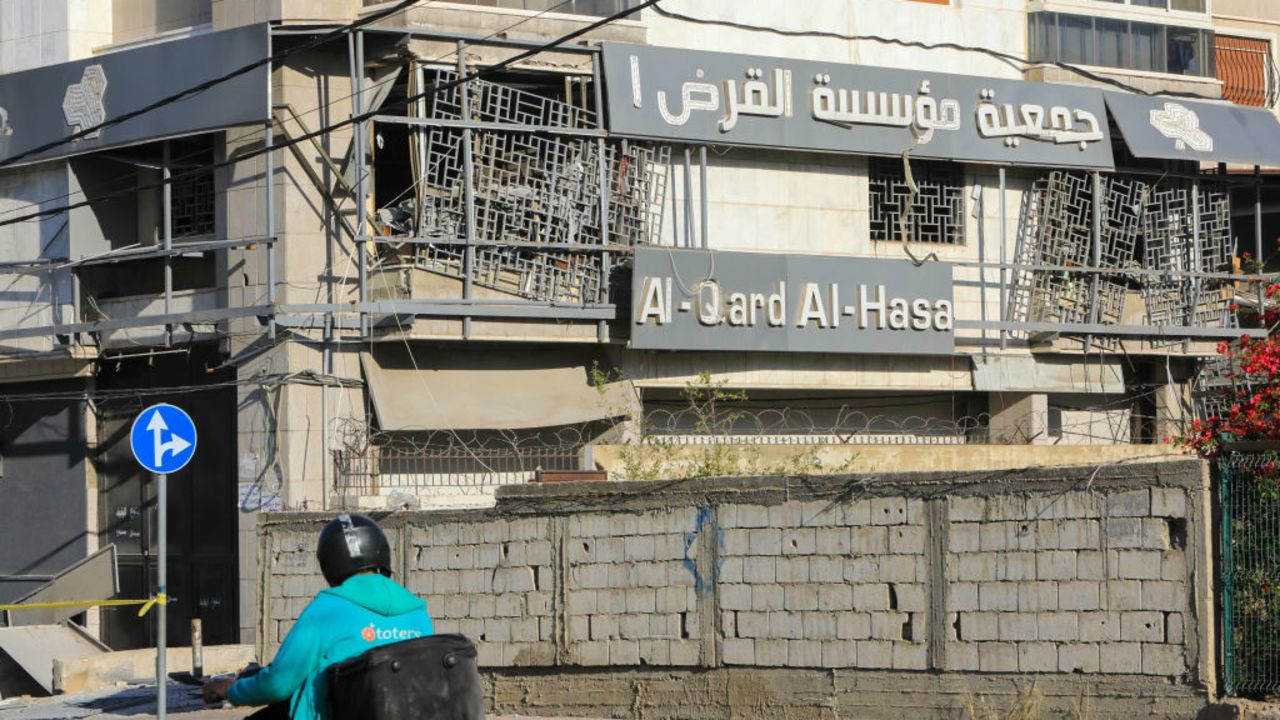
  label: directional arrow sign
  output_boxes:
[130,404,197,474]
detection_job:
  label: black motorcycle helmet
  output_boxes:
[317,513,392,587]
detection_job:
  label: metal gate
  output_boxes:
[1222,450,1280,695]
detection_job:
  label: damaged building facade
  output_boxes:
[0,0,1277,651]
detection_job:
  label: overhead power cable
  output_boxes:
[650,3,1214,100]
[0,0,661,230]
[0,0,431,169]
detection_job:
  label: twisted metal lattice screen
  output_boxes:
[1010,171,1236,343]
[1221,451,1280,697]
[402,70,668,304]
[869,157,965,245]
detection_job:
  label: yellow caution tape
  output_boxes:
[0,593,168,618]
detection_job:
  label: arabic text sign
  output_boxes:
[603,43,1116,170]
[631,248,955,355]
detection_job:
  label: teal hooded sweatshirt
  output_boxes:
[228,573,434,720]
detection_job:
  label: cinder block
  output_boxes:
[618,614,649,640]
[1104,517,1145,549]
[951,523,981,552]
[769,611,804,640]
[1151,488,1187,519]
[768,503,803,528]
[1108,490,1151,518]
[775,557,811,583]
[481,523,509,544]
[610,640,640,666]
[527,540,553,566]
[596,589,626,614]
[720,557,744,584]
[816,528,851,555]
[1077,551,1106,581]
[1118,550,1162,581]
[951,582,980,612]
[476,641,503,667]
[893,642,928,670]
[756,638,788,666]
[1107,580,1143,610]
[788,639,822,667]
[871,612,909,641]
[722,529,751,557]
[749,529,784,556]
[590,614,619,641]
[511,618,539,643]
[957,553,998,582]
[483,618,512,643]
[979,582,1018,612]
[845,557,879,583]
[784,584,820,612]
[635,561,670,588]
[737,611,768,638]
[1167,612,1184,644]
[945,642,980,671]
[1100,642,1143,673]
[1079,612,1121,642]
[1037,612,1079,642]
[1142,581,1184,611]
[494,567,535,593]
[1018,642,1059,672]
[987,496,1028,521]
[670,640,700,666]
[1140,519,1171,550]
[743,557,776,584]
[836,612,872,640]
[879,556,921,584]
[573,564,609,590]
[803,612,838,640]
[1058,520,1101,550]
[1058,643,1100,673]
[853,583,890,611]
[810,557,843,583]
[722,583,752,611]
[1059,581,1101,611]
[821,640,857,668]
[852,527,888,555]
[951,497,987,522]
[727,635,752,666]
[997,552,1037,582]
[1162,552,1188,582]
[858,640,894,668]
[871,497,908,526]
[638,639,670,666]
[782,528,817,555]
[1120,611,1165,642]
[897,584,927,612]
[961,612,999,641]
[732,504,771,529]
[906,499,925,525]
[1142,644,1185,676]
[978,642,1018,672]
[843,500,873,527]
[752,584,784,612]
[800,501,840,527]
[496,593,525,618]
[979,523,1008,552]
[1037,550,1077,580]
[998,613,1038,641]
[1018,581,1058,612]
[624,535,657,562]
[889,526,926,555]
[818,584,854,612]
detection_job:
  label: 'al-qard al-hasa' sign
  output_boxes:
[630,248,954,355]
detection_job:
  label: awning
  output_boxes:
[0,24,269,167]
[1104,91,1280,167]
[361,346,637,431]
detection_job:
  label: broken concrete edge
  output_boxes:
[52,644,255,695]
[267,460,1207,529]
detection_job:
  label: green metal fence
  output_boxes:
[1222,450,1280,696]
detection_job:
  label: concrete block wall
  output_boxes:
[258,462,1211,716]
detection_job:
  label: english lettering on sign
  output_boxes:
[630,248,955,355]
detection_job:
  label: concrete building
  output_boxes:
[0,0,1275,653]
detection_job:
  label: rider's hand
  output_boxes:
[202,677,235,705]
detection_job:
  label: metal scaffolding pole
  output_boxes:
[592,61,610,342]
[458,41,477,340]
[1086,171,1103,352]
[683,147,693,249]
[699,146,709,249]
[998,167,1008,350]
[265,75,277,341]
[162,141,173,347]
[1256,165,1264,260]
[351,32,368,336]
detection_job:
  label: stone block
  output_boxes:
[979,523,1007,552]
[1142,580,1184,611]
[957,553,998,582]
[749,529,784,556]
[596,589,626,614]
[1078,612,1121,642]
[978,642,1018,672]
[768,503,803,528]
[737,611,768,639]
[1077,550,1106,580]
[871,612,909,641]
[785,584,820,612]
[845,557,879,583]
[889,526,926,555]
[951,523,981,552]
[1107,580,1143,610]
[1104,517,1145,549]
[788,639,823,668]
[1142,644,1184,676]
[624,588,657,614]
[799,501,840,528]
[858,640,894,668]
[720,557,744,584]
[1037,612,1079,642]
[775,557,811,583]
[782,528,817,555]
[979,582,1018,612]
[871,497,908,525]
[1118,550,1162,581]
[723,529,751,556]
[1120,611,1164,642]
[1059,581,1101,611]
[1037,550,1077,580]
[852,527,888,555]
[610,640,640,666]
[1140,519,1171,550]
[733,504,770,529]
[951,582,980,611]
[998,613,1038,641]
[997,552,1037,581]
[638,639,670,666]
[803,612,838,640]
[1059,643,1100,673]
[1018,581,1058,612]
[836,612,872,640]
[816,528,851,555]
[617,613,651,640]
[1096,641,1142,674]
[961,612,998,641]
[1058,520,1101,550]
[744,557,776,584]
[1108,490,1150,517]
[951,497,987,522]
[810,557,843,583]
[769,611,804,640]
[843,500,873,526]
[818,583,854,612]
[624,535,657,562]
[1018,642,1059,672]
[945,642,980,671]
[1167,612,1184,644]
[853,583,889,611]
[821,640,857,668]
[752,584,785,612]
[670,640,700,666]
[1162,552,1188,582]
[756,638,788,666]
[896,584,927,612]
[879,556,921,584]
[893,642,928,670]
[722,583,751,611]
[1151,488,1187,519]
[527,540,553,566]
[590,614,620,641]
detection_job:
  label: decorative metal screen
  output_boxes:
[869,157,965,245]
[1141,186,1234,332]
[172,170,215,238]
[398,69,668,304]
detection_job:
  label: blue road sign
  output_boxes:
[130,404,197,475]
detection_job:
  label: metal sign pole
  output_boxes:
[157,471,167,720]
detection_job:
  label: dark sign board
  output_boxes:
[631,247,955,355]
[602,42,1116,170]
[0,24,269,166]
[1105,91,1280,167]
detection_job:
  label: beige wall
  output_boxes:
[112,0,212,44]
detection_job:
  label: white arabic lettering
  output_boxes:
[809,75,961,145]
[658,69,721,127]
[974,88,1104,150]
[720,67,791,132]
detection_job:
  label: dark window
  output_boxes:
[1096,19,1129,68]
[869,158,965,246]
[1028,12,1214,78]
[361,0,644,15]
